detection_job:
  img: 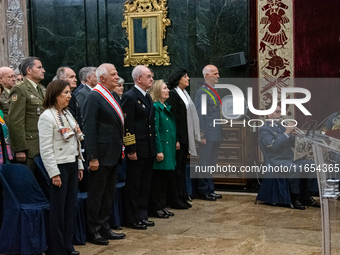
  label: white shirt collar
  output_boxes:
[3,87,10,94]
[85,84,93,91]
[26,78,38,90]
[134,84,147,97]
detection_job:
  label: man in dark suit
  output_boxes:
[194,65,223,201]
[76,67,97,111]
[83,63,126,245]
[259,105,319,210]
[57,67,83,130]
[72,67,87,95]
[121,65,156,230]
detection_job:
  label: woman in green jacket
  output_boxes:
[148,79,176,218]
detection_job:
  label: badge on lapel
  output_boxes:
[12,94,17,101]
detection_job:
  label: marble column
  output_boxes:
[0,0,29,72]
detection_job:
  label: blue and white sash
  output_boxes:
[93,83,124,125]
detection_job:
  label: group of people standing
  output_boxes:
[0,57,224,254]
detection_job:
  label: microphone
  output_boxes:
[313,111,340,136]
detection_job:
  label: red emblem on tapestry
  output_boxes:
[259,0,290,53]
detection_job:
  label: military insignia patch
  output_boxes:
[12,94,17,101]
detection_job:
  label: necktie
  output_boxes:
[37,85,44,98]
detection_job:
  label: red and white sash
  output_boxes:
[93,83,124,125]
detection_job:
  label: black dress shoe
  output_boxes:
[101,229,126,240]
[303,197,321,208]
[198,194,216,201]
[162,208,174,217]
[210,193,222,199]
[142,220,155,227]
[125,222,147,230]
[292,199,305,210]
[151,210,169,218]
[88,233,109,245]
[184,200,192,208]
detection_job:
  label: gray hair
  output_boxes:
[132,65,147,82]
[20,57,40,76]
[79,67,96,83]
[79,67,88,83]
[96,63,115,82]
[56,67,70,80]
[118,77,125,84]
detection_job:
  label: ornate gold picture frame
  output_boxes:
[122,0,171,67]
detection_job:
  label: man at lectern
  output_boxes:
[259,105,319,210]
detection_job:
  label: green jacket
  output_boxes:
[153,101,176,170]
[8,78,45,158]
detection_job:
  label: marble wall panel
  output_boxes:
[28,0,250,87]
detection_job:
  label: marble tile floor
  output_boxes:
[76,192,340,255]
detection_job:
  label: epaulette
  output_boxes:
[15,80,24,86]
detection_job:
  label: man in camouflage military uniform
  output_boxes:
[8,57,45,173]
[0,67,16,122]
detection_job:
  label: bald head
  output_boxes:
[96,63,119,91]
[0,67,16,89]
[202,65,219,86]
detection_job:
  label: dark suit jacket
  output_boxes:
[68,93,83,130]
[166,89,188,146]
[83,90,123,166]
[76,85,91,112]
[121,86,156,159]
[194,84,222,141]
[73,83,85,95]
[259,121,295,166]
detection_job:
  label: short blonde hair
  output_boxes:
[148,79,164,102]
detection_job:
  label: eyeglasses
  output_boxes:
[274,110,281,114]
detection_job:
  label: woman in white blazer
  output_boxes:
[38,80,84,255]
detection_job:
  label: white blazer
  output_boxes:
[38,108,83,178]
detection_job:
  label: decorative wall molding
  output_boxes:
[0,0,28,72]
[257,0,294,118]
